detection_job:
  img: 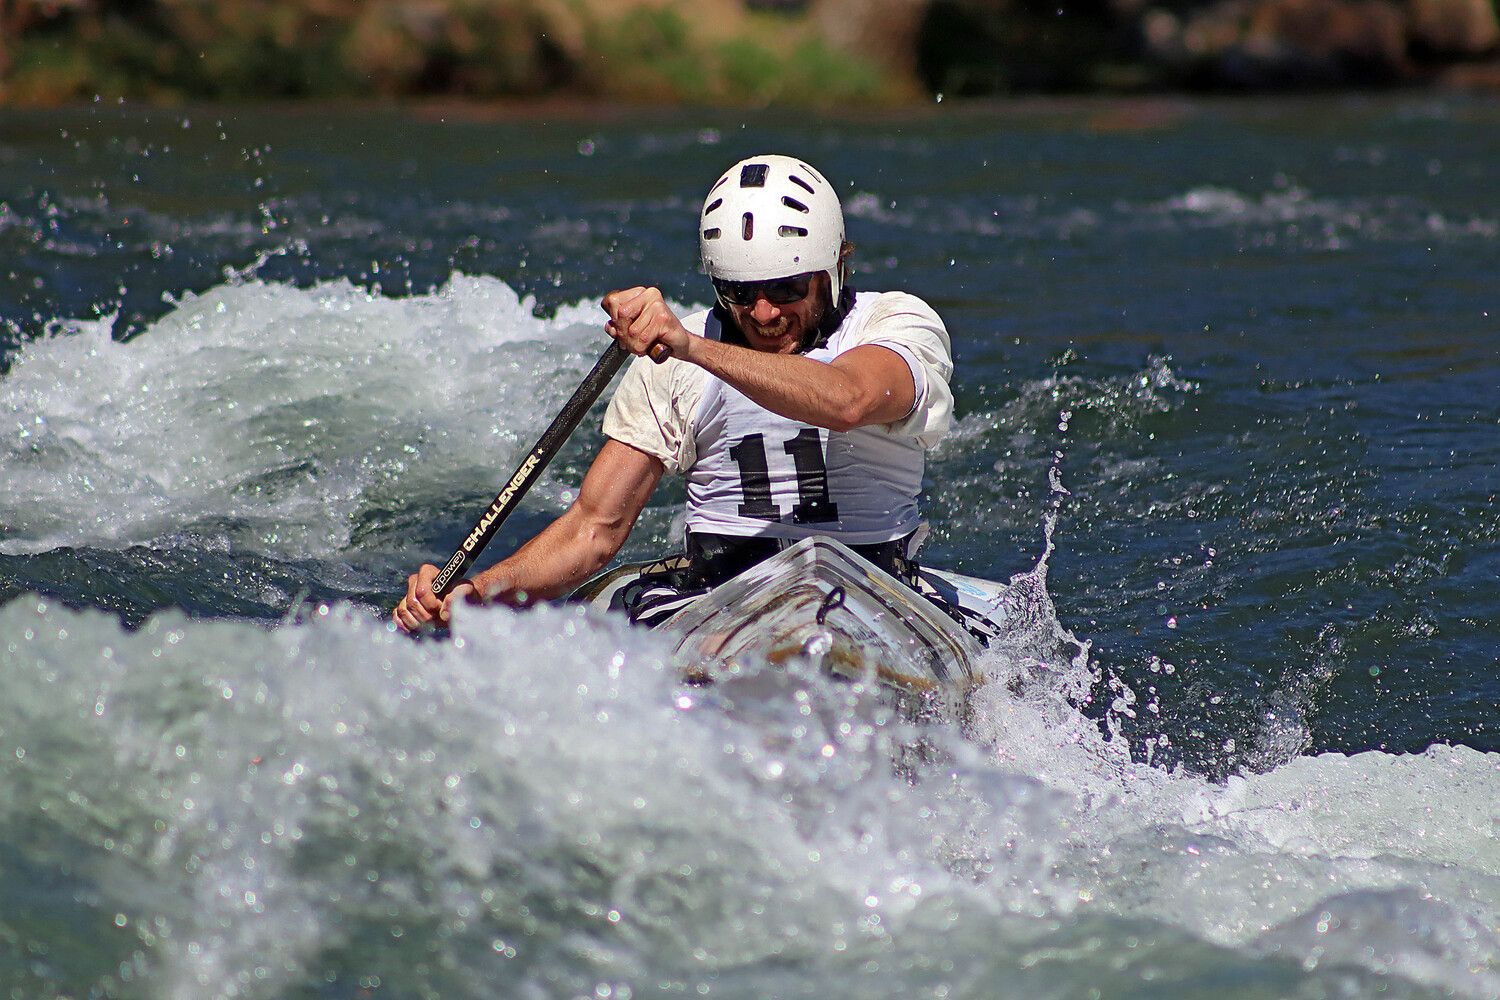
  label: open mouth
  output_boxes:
[749,317,794,340]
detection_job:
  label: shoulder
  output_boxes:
[616,350,706,401]
[839,292,955,445]
[838,291,951,365]
[858,290,945,329]
[605,354,706,475]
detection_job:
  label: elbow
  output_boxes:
[553,505,629,581]
[824,409,863,433]
[817,384,867,432]
[579,520,630,569]
[825,391,885,432]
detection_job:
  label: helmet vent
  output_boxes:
[702,228,721,240]
[778,225,808,237]
[788,174,815,195]
[704,198,723,215]
[742,212,754,239]
[781,196,809,213]
[709,176,729,193]
[740,163,769,187]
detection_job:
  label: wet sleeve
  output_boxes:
[602,355,700,475]
[846,292,955,448]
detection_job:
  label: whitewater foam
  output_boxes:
[0,275,666,559]
[2,575,1496,999]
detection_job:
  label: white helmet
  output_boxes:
[699,154,845,304]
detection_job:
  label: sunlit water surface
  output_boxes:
[1,98,1496,999]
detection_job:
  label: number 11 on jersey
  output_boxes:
[728,429,839,524]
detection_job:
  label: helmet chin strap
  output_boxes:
[802,276,855,353]
[827,259,846,305]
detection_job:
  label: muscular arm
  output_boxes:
[395,439,663,630]
[470,439,664,601]
[603,286,916,433]
[681,338,913,432]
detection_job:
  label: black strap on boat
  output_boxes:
[614,532,926,630]
[684,530,920,589]
[815,585,846,625]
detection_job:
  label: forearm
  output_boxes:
[602,285,914,429]
[467,439,663,603]
[682,337,903,432]
[470,504,625,602]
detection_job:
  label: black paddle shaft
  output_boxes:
[431,342,630,598]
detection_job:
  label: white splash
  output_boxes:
[0,276,645,557]
[2,583,1497,999]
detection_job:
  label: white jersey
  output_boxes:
[603,290,954,545]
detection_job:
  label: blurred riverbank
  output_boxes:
[3,0,1499,108]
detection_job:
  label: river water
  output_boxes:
[1,97,1496,999]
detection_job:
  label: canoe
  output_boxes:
[571,536,1007,701]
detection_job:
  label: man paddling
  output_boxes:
[395,154,954,632]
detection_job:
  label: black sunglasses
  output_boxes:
[713,272,815,307]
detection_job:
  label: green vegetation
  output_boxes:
[588,6,712,101]
[2,0,1497,106]
[581,6,888,105]
[719,36,887,104]
[0,0,902,106]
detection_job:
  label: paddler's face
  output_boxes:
[723,272,829,354]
